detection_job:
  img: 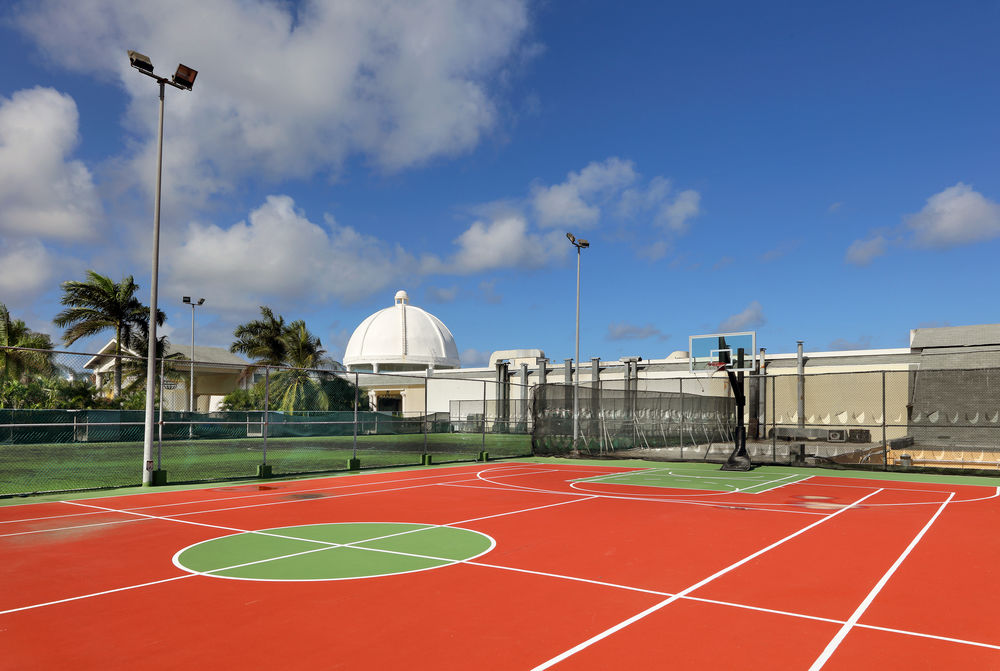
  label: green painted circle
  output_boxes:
[173,523,494,581]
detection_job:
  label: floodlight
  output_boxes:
[566,232,576,243]
[182,296,191,303]
[577,239,589,248]
[196,298,205,306]
[128,50,154,74]
[172,64,198,90]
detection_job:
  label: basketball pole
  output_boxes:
[567,233,589,449]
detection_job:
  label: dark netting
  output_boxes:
[531,383,736,459]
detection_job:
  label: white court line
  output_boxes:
[531,487,885,671]
[1,486,597,614]
[439,481,827,516]
[0,468,593,539]
[808,491,957,670]
[6,481,998,656]
[0,467,491,525]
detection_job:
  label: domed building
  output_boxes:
[344,290,460,412]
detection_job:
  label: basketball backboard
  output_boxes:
[689,332,757,373]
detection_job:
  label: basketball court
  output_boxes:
[4,460,999,669]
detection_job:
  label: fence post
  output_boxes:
[771,375,777,463]
[263,366,269,466]
[679,378,684,459]
[157,357,164,471]
[352,372,359,465]
[423,375,428,456]
[882,371,888,470]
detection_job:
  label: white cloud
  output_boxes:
[430,215,566,274]
[460,348,491,367]
[905,183,1000,248]
[718,301,766,332]
[0,238,58,299]
[606,322,668,341]
[637,240,669,261]
[426,286,459,303]
[845,235,887,266]
[656,189,700,233]
[0,87,101,239]
[532,158,637,228]
[168,195,412,310]
[15,0,533,205]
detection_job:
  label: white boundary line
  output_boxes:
[4,473,999,656]
[808,491,958,670]
[530,487,886,670]
[1,489,596,614]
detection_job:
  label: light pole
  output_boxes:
[182,296,205,412]
[566,232,590,448]
[129,50,198,486]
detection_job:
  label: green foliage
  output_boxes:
[1,303,55,382]
[219,387,263,411]
[53,271,164,398]
[229,308,362,414]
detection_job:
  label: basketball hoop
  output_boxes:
[707,361,729,374]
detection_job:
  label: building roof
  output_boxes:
[83,339,247,370]
[910,324,1000,349]
[344,290,460,370]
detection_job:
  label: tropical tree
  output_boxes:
[120,314,184,397]
[230,306,287,366]
[269,320,334,413]
[0,303,55,382]
[230,310,360,414]
[53,271,161,398]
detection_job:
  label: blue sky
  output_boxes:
[1,0,999,367]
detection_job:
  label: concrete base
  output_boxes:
[151,470,168,486]
[478,451,489,462]
[421,454,433,466]
[257,464,273,478]
[348,457,361,470]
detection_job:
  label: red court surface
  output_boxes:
[2,462,999,669]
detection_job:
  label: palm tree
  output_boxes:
[230,306,287,366]
[53,271,159,398]
[0,303,55,382]
[120,314,184,397]
[269,320,333,413]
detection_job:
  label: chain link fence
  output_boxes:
[530,368,1000,474]
[0,346,531,496]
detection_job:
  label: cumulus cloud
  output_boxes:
[0,238,58,299]
[0,87,101,239]
[657,189,700,233]
[15,0,534,204]
[425,286,459,303]
[460,348,491,367]
[846,184,1000,263]
[426,215,566,274]
[905,183,1000,248]
[606,322,668,341]
[168,195,414,310]
[532,158,637,228]
[845,235,887,266]
[718,301,766,332]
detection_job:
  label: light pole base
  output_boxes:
[151,470,168,486]
[348,458,361,470]
[256,464,272,478]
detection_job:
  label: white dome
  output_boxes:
[343,290,460,372]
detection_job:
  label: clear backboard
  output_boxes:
[689,332,757,373]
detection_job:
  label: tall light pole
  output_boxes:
[566,232,590,448]
[129,50,198,486]
[182,296,205,412]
